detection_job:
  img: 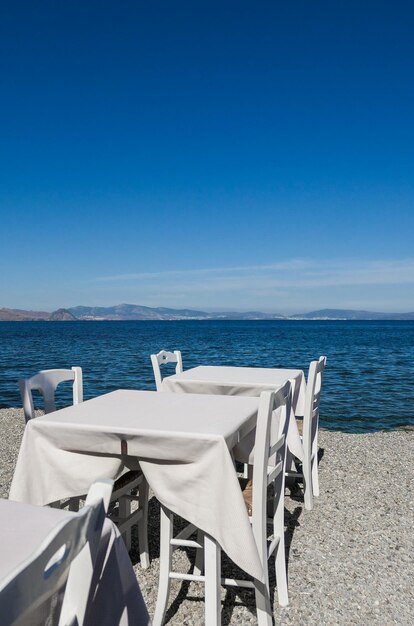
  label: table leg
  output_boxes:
[153,505,173,626]
[204,533,221,626]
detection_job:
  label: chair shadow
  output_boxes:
[318,447,325,464]
[221,587,256,626]
[164,577,197,624]
[283,506,302,572]
[129,495,162,565]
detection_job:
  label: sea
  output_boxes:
[0,320,413,433]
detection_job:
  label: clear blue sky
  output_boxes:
[1,1,413,313]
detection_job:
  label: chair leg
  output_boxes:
[204,534,221,626]
[312,424,320,497]
[119,496,131,550]
[254,579,273,626]
[193,529,204,576]
[274,475,288,607]
[254,563,273,624]
[253,470,272,625]
[274,537,288,607]
[285,449,296,473]
[302,444,314,511]
[311,454,319,496]
[138,477,150,568]
[311,432,320,498]
[153,505,173,626]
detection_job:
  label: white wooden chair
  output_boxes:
[0,479,113,626]
[150,350,183,391]
[18,369,150,567]
[153,381,293,626]
[288,356,327,510]
[19,367,83,422]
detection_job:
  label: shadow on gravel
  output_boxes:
[318,447,325,464]
[129,496,161,564]
[284,506,302,570]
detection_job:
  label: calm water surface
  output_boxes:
[0,320,413,432]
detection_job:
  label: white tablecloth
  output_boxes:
[161,365,306,461]
[0,499,150,625]
[9,390,263,581]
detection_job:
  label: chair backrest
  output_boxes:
[0,479,113,626]
[251,380,292,557]
[150,350,183,391]
[19,367,83,422]
[303,356,327,462]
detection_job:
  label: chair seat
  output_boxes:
[239,478,253,516]
[239,478,276,519]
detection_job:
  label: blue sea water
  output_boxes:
[0,320,413,432]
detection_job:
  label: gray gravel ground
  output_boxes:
[1,408,413,625]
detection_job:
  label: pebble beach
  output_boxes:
[1,408,413,625]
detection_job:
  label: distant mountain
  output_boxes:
[68,304,210,320]
[0,308,50,321]
[209,311,286,320]
[68,305,287,321]
[49,308,78,321]
[0,304,413,321]
[290,308,414,320]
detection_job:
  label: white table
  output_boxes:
[161,365,306,461]
[0,499,150,625]
[9,390,263,582]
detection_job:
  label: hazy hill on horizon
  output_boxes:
[1,304,414,321]
[289,308,414,320]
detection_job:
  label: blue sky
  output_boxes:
[1,1,413,313]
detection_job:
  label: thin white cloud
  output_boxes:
[98,259,310,281]
[97,258,414,289]
[87,258,414,313]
